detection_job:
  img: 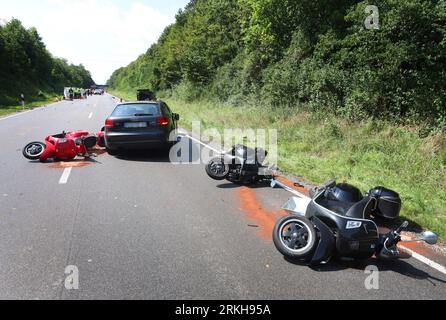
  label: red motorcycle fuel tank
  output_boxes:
[54,138,77,159]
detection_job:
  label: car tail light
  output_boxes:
[156,116,169,126]
[105,118,114,128]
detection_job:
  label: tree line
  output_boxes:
[107,0,445,129]
[0,19,94,106]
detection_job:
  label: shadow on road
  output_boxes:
[216,180,273,189]
[284,256,446,285]
[114,149,171,163]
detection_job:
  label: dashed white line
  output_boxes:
[59,167,72,184]
[88,112,93,119]
[0,109,37,121]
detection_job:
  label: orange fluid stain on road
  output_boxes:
[236,187,287,242]
[49,161,91,169]
[399,237,443,258]
[47,147,107,169]
[235,176,310,241]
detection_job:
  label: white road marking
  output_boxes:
[88,112,93,119]
[0,100,64,121]
[184,134,222,154]
[59,167,72,184]
[400,245,446,275]
[0,109,36,121]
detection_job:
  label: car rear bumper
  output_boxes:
[105,131,170,150]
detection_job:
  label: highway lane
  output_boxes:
[0,95,445,299]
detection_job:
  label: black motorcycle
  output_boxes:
[271,179,438,265]
[205,144,272,185]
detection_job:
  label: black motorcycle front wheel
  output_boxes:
[22,142,46,160]
[273,216,317,260]
[205,157,230,181]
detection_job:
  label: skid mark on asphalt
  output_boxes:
[236,187,286,241]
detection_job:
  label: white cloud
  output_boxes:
[1,0,177,83]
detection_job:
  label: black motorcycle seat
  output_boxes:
[317,196,375,220]
[345,197,376,219]
[317,199,353,215]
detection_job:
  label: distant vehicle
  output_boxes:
[103,101,179,155]
[137,89,156,101]
[93,88,104,95]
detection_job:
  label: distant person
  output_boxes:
[20,93,25,107]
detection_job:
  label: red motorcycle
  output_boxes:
[22,130,105,162]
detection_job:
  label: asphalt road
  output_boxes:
[0,94,445,300]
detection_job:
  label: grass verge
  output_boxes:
[109,89,446,239]
[0,94,62,117]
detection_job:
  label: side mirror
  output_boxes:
[419,231,438,245]
[174,113,180,121]
[101,126,105,132]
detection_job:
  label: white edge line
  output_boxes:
[0,109,35,121]
[88,112,93,119]
[0,100,65,121]
[59,167,73,184]
[184,134,222,154]
[400,245,446,275]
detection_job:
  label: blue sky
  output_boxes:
[0,0,191,83]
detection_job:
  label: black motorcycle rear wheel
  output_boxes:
[22,142,46,160]
[273,216,317,260]
[205,157,230,181]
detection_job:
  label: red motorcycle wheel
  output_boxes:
[22,142,46,160]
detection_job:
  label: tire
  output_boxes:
[205,157,229,181]
[273,216,317,259]
[22,142,46,160]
